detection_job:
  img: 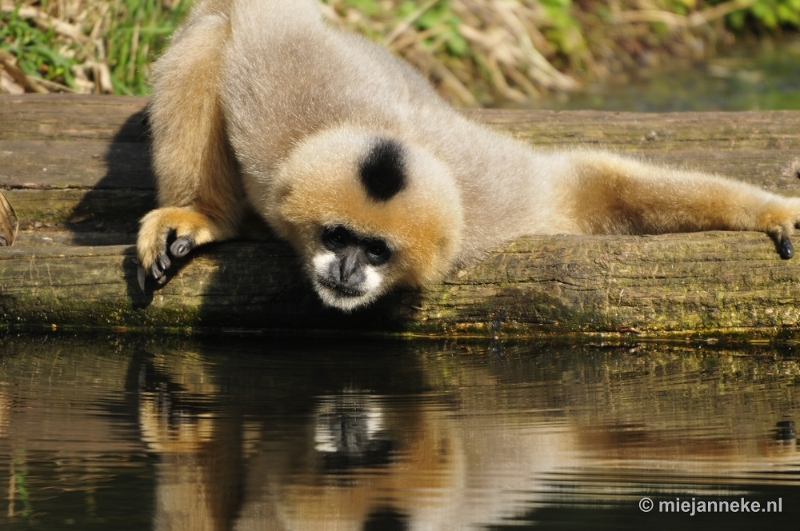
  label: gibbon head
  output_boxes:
[264,127,464,311]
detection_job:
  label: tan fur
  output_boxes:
[138,0,800,310]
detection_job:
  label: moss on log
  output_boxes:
[2,94,800,338]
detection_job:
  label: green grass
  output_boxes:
[103,0,192,94]
[1,6,77,88]
[1,0,192,94]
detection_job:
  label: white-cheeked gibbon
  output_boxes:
[137,0,800,311]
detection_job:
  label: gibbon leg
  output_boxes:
[565,152,800,258]
[137,9,244,289]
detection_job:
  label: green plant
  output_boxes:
[104,0,191,94]
[729,0,800,29]
[0,6,78,88]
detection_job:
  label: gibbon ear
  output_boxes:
[359,139,407,201]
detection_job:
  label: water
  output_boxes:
[527,40,800,112]
[1,334,799,530]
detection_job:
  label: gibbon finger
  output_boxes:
[137,265,147,293]
[158,251,172,272]
[170,236,194,258]
[152,263,170,284]
[779,234,794,259]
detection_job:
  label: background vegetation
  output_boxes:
[0,0,798,106]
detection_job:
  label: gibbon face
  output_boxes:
[260,127,464,311]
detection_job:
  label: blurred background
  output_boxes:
[1,0,799,110]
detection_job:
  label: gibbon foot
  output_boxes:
[137,207,225,292]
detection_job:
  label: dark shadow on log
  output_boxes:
[67,107,155,245]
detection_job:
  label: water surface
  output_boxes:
[527,40,800,112]
[0,334,798,530]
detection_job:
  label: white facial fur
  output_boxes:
[310,251,386,311]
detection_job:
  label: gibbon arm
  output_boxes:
[137,8,244,288]
[564,152,800,257]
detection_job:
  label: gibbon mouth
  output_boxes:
[315,275,367,298]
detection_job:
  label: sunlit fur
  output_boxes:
[137,0,800,311]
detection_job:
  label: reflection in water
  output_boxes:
[0,334,799,530]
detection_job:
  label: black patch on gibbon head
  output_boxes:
[359,139,407,201]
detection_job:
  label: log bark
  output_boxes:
[2,94,800,337]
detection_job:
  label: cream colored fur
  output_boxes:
[138,0,800,310]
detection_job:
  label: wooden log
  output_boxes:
[2,94,800,337]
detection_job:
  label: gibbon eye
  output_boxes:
[322,225,352,250]
[365,240,391,265]
[321,226,391,265]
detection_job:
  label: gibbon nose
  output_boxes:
[337,249,366,286]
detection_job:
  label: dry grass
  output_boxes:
[322,0,585,106]
[324,0,755,106]
[1,0,187,95]
[0,0,790,106]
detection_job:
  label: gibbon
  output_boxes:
[137,0,800,311]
